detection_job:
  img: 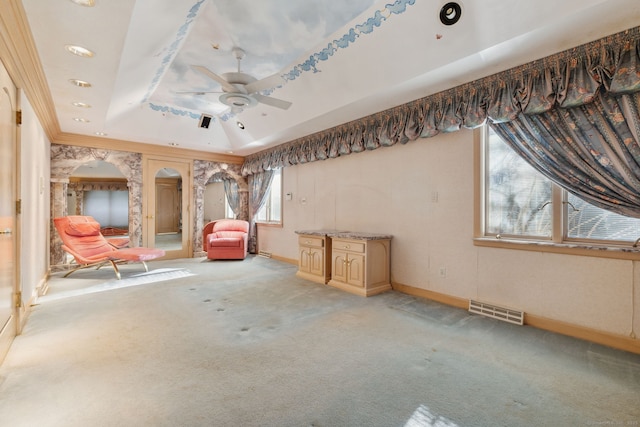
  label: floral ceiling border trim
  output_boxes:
[241,26,640,176]
[142,0,206,105]
[146,0,416,123]
[281,0,416,80]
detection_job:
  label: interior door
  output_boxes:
[155,180,180,234]
[144,158,192,259]
[0,60,17,363]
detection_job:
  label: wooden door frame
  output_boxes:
[0,62,20,363]
[143,155,193,259]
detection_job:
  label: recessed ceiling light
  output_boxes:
[95,131,107,136]
[236,121,245,129]
[69,79,91,87]
[65,45,95,58]
[70,0,95,6]
[73,117,90,123]
[439,2,462,26]
[72,101,91,108]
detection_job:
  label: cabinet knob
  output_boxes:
[344,245,350,249]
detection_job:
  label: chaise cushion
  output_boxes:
[66,220,101,237]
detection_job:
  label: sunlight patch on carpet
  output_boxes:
[404,405,459,427]
[39,268,196,302]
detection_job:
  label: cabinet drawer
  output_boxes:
[299,236,324,248]
[333,240,365,253]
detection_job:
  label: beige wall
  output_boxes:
[257,128,640,340]
[20,91,50,302]
[204,182,226,223]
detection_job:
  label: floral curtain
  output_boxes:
[247,170,274,253]
[492,91,640,217]
[223,178,240,218]
[241,27,640,216]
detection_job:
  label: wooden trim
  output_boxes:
[270,254,297,265]
[69,177,127,184]
[474,237,640,261]
[392,282,468,309]
[256,222,283,228]
[0,0,60,140]
[525,314,640,355]
[392,282,640,355]
[55,133,245,164]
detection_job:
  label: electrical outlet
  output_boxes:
[431,191,439,203]
[438,267,447,278]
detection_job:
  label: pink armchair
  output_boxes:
[203,219,249,260]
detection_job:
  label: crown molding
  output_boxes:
[54,132,244,164]
[0,0,60,140]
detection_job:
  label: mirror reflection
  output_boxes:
[154,167,182,251]
[67,160,130,249]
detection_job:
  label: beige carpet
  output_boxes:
[0,255,639,426]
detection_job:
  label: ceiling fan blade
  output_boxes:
[244,73,285,94]
[191,65,237,93]
[253,93,292,110]
[173,90,223,95]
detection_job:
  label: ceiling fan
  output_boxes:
[189,47,292,114]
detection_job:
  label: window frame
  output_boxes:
[255,168,283,226]
[224,195,235,219]
[474,126,640,260]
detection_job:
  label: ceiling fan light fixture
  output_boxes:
[220,93,257,110]
[439,2,462,26]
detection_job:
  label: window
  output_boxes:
[224,195,235,219]
[482,126,640,246]
[256,168,282,224]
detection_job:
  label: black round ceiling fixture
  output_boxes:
[440,2,462,26]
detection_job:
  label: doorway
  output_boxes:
[144,158,192,259]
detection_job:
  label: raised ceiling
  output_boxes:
[20,0,640,157]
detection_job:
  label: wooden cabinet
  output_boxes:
[296,233,332,284]
[328,235,391,297]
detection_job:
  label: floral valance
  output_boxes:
[241,26,640,176]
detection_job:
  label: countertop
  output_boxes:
[295,230,392,240]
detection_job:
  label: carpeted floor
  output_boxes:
[0,255,639,427]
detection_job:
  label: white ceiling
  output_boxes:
[21,0,640,157]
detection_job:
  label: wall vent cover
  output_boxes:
[469,299,524,325]
[258,250,272,258]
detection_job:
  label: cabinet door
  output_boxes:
[331,250,348,283]
[346,253,365,287]
[308,247,324,276]
[298,246,311,273]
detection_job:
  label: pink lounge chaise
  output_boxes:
[202,219,249,260]
[54,215,165,279]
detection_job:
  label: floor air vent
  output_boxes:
[258,250,272,258]
[469,300,524,325]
